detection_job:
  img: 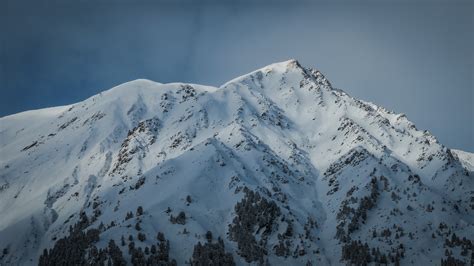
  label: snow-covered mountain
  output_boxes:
[0,60,472,265]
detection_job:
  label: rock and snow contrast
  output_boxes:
[0,60,472,265]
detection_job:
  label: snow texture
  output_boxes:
[0,60,472,265]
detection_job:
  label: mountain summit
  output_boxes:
[0,60,472,265]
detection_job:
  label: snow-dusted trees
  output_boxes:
[145,232,176,265]
[107,240,126,266]
[126,231,176,265]
[135,222,142,231]
[38,212,126,266]
[136,206,143,216]
[190,233,235,266]
[125,211,134,220]
[341,240,371,265]
[341,240,405,265]
[228,187,281,263]
[137,232,146,242]
[336,176,380,242]
[170,211,186,224]
[38,212,182,266]
[186,195,192,205]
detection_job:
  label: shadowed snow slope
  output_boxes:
[0,60,473,265]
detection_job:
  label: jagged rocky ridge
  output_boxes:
[0,60,472,265]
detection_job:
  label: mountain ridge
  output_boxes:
[0,60,472,265]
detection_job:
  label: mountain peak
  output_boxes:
[259,58,304,73]
[266,58,301,69]
[220,59,332,92]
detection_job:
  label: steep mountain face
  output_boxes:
[0,60,472,265]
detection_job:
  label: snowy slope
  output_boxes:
[0,60,472,265]
[452,149,474,172]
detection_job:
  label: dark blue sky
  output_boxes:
[1,0,472,151]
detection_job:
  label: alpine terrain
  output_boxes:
[0,60,472,265]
